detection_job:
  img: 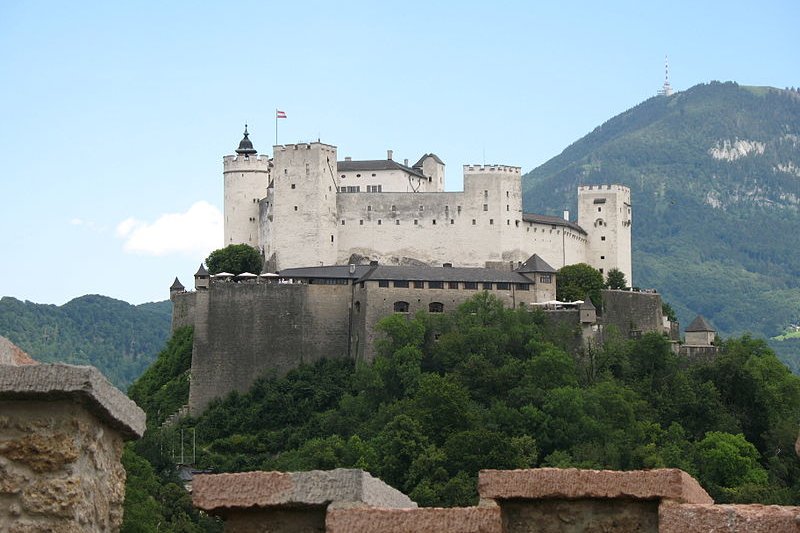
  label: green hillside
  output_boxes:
[522,82,800,348]
[0,295,172,389]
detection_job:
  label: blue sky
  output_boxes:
[1,1,797,305]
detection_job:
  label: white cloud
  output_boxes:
[116,201,223,256]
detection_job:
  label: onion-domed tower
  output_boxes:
[223,125,270,248]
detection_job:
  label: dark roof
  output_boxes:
[337,159,427,180]
[579,300,596,310]
[516,254,556,274]
[195,264,209,277]
[358,265,532,283]
[412,153,445,168]
[235,125,257,156]
[522,213,586,235]
[686,315,715,332]
[278,265,373,280]
[170,277,185,290]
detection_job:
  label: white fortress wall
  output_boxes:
[270,142,340,270]
[223,154,270,247]
[521,220,587,271]
[577,184,632,284]
[338,166,437,193]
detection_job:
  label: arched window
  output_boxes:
[393,301,409,313]
[595,218,605,227]
[354,301,361,313]
[429,302,444,313]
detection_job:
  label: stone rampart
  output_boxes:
[170,291,196,332]
[188,282,353,414]
[0,363,145,532]
[192,467,800,532]
[601,289,664,338]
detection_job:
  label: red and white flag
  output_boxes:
[276,110,287,119]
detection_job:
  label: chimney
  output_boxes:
[387,149,393,161]
[345,156,352,162]
[404,158,409,167]
[563,210,570,221]
[349,264,356,274]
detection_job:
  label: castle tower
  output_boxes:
[223,126,271,248]
[577,185,632,285]
[267,142,339,270]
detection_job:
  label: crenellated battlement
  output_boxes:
[579,184,630,193]
[274,142,337,155]
[463,164,521,174]
[223,154,271,172]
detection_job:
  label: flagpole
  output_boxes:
[275,108,278,146]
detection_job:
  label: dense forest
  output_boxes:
[123,294,800,530]
[0,295,171,388]
[522,82,800,359]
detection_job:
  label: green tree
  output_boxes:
[605,268,627,290]
[556,263,605,307]
[205,244,263,275]
[695,431,768,501]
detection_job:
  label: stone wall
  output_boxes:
[170,291,196,332]
[601,289,665,338]
[188,282,353,414]
[0,364,145,532]
[193,467,800,532]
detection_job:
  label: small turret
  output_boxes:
[685,315,715,346]
[195,264,210,290]
[579,299,597,324]
[235,124,257,157]
[170,277,185,294]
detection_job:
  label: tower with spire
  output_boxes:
[223,125,270,250]
[657,55,673,97]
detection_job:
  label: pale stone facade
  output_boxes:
[222,132,633,285]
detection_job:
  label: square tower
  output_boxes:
[577,185,632,285]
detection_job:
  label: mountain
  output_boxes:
[522,82,800,349]
[0,295,172,389]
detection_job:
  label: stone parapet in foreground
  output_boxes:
[0,363,145,532]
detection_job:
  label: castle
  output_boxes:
[173,129,652,414]
[224,127,632,283]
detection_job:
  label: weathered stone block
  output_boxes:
[501,499,658,533]
[659,502,800,532]
[326,506,501,533]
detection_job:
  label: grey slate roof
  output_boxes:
[580,300,596,310]
[686,315,715,332]
[516,254,556,274]
[279,265,373,280]
[195,264,209,277]
[170,277,185,291]
[337,159,427,180]
[358,265,532,283]
[522,213,586,235]
[412,153,445,168]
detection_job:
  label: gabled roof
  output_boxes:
[279,265,373,280]
[195,264,209,277]
[522,213,586,235]
[686,315,715,332]
[412,153,445,168]
[170,277,185,291]
[357,265,531,284]
[515,254,556,274]
[337,159,427,180]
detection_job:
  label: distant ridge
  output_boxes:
[523,82,800,348]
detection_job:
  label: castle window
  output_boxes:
[378,219,382,225]
[432,220,436,225]
[429,302,444,313]
[378,280,389,288]
[445,205,449,211]
[291,184,296,189]
[294,206,298,211]
[341,174,346,178]
[598,207,602,212]
[472,219,476,225]
[457,206,462,214]
[540,275,551,284]
[506,205,509,211]
[341,220,345,225]
[396,220,400,225]
[601,255,605,260]
[330,235,334,242]
[601,236,606,241]
[354,301,361,313]
[429,281,444,289]
[372,173,376,177]
[284,169,288,174]
[483,204,488,211]
[496,282,510,290]
[515,220,520,227]
[599,268,604,274]
[360,220,364,225]
[448,281,459,289]
[393,301,409,313]
[464,282,478,290]
[368,205,372,211]
[391,205,396,211]
[394,280,409,288]
[484,190,488,198]
[414,220,418,225]
[517,283,530,291]
[450,219,454,224]
[413,281,424,289]
[419,205,424,211]
[356,173,361,178]
[507,220,510,225]
[482,282,493,290]
[490,219,494,225]
[506,191,509,198]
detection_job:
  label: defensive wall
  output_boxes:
[601,289,666,339]
[193,467,800,532]
[188,282,353,415]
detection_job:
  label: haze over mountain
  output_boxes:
[523,82,800,351]
[0,295,172,388]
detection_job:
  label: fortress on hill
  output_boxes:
[173,128,672,415]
